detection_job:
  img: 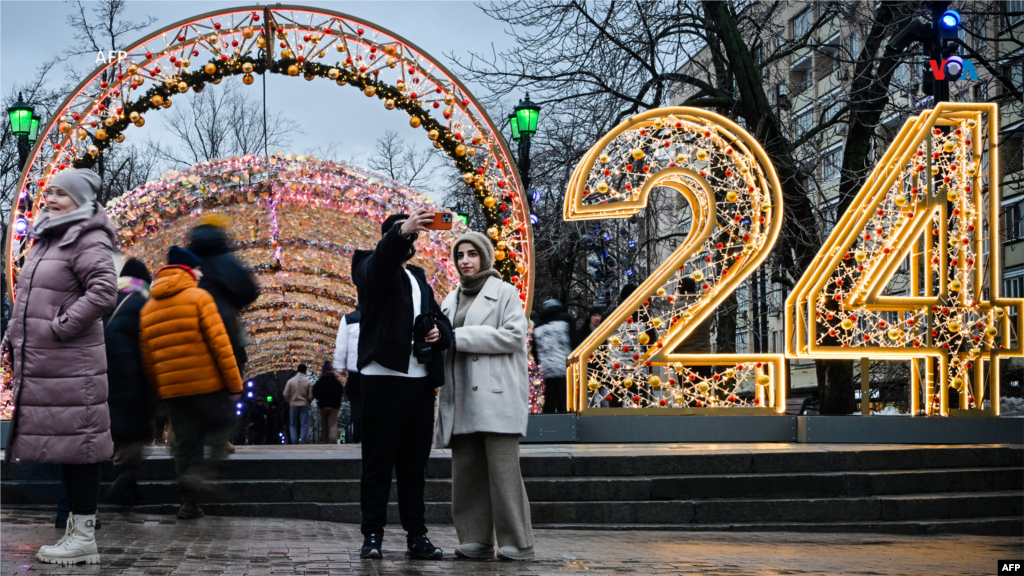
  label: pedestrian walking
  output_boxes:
[574,306,604,347]
[352,209,453,560]
[532,299,575,413]
[185,217,260,374]
[103,258,154,507]
[312,361,344,444]
[435,232,534,561]
[249,396,269,445]
[283,364,313,444]
[139,246,243,520]
[5,168,117,566]
[333,306,363,442]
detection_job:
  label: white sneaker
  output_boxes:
[36,513,99,565]
[454,542,494,559]
[497,545,534,561]
[37,514,75,558]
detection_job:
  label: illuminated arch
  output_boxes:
[6,5,534,309]
[109,153,461,377]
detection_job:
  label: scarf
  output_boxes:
[459,269,501,295]
[32,202,96,236]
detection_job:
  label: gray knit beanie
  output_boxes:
[451,231,495,271]
[48,168,100,208]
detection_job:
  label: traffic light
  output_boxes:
[937,9,961,40]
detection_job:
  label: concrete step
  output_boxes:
[4,467,1020,506]
[8,490,1018,527]
[3,445,1020,482]
[534,517,1024,536]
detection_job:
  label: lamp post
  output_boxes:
[507,93,540,219]
[6,91,39,168]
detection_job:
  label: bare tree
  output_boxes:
[366,130,439,191]
[144,82,297,169]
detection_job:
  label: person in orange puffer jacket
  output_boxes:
[139,246,243,520]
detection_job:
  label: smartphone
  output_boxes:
[424,212,454,230]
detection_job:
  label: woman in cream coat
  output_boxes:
[435,231,534,561]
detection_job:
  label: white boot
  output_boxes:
[37,513,75,559]
[36,513,99,565]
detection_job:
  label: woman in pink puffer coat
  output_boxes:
[5,168,117,566]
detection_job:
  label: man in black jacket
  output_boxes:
[186,221,260,374]
[352,209,452,560]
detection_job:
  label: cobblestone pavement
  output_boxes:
[2,510,1020,575]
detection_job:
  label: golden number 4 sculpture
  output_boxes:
[563,108,786,414]
[786,103,1023,416]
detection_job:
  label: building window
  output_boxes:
[846,30,860,59]
[792,9,812,39]
[972,15,987,50]
[1004,201,1024,242]
[820,90,842,124]
[973,82,988,102]
[1005,268,1023,347]
[822,146,842,182]
[1007,0,1024,27]
[793,106,813,138]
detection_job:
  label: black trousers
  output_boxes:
[360,375,435,537]
[164,390,234,490]
[62,462,101,515]
[347,372,363,443]
[542,376,567,413]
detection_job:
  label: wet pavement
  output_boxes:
[2,509,1020,575]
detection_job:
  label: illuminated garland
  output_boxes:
[6,6,533,310]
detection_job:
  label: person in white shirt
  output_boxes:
[333,306,362,442]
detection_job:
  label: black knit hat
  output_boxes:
[119,257,152,284]
[167,246,201,269]
[381,213,409,236]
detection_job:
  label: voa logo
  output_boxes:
[929,56,979,81]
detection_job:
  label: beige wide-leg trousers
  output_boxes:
[450,432,534,549]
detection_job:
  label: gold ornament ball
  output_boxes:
[656,287,667,297]
[623,378,634,389]
[637,333,650,346]
[384,99,395,110]
[949,279,962,291]
[695,149,708,161]
[87,145,99,156]
[104,117,115,127]
[653,118,664,129]
[649,375,661,387]
[888,328,901,340]
[724,368,736,379]
[692,270,704,281]
[336,78,347,86]
[725,190,738,202]
[947,189,959,202]
[994,307,1005,318]
[133,117,145,127]
[697,382,710,394]
[257,36,267,48]
[328,68,339,79]
[364,86,376,97]
[951,377,964,391]
[59,121,72,134]
[757,374,770,386]
[151,95,164,106]
[428,129,439,140]
[651,318,662,327]
[483,196,497,208]
[599,154,610,164]
[455,144,466,156]
[494,249,506,261]
[588,378,600,391]
[385,45,397,56]
[95,129,107,140]
[243,74,255,85]
[242,62,254,74]
[943,140,957,153]
[516,262,527,274]
[287,64,299,76]
[596,181,609,193]
[487,226,499,239]
[462,173,474,184]
[854,250,867,262]
[162,98,172,108]
[894,194,907,207]
[631,148,645,160]
[409,116,422,128]
[948,320,961,332]
[178,82,189,93]
[127,111,140,123]
[242,27,254,39]
[985,326,998,337]
[760,201,771,212]
[114,133,125,143]
[204,63,217,74]
[281,48,293,59]
[841,318,854,330]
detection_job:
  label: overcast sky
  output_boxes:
[0,0,522,199]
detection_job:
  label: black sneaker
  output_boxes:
[405,534,443,560]
[360,533,383,559]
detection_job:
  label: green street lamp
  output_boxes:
[7,93,42,171]
[507,93,541,215]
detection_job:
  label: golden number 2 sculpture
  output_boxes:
[786,103,1023,416]
[563,108,786,414]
